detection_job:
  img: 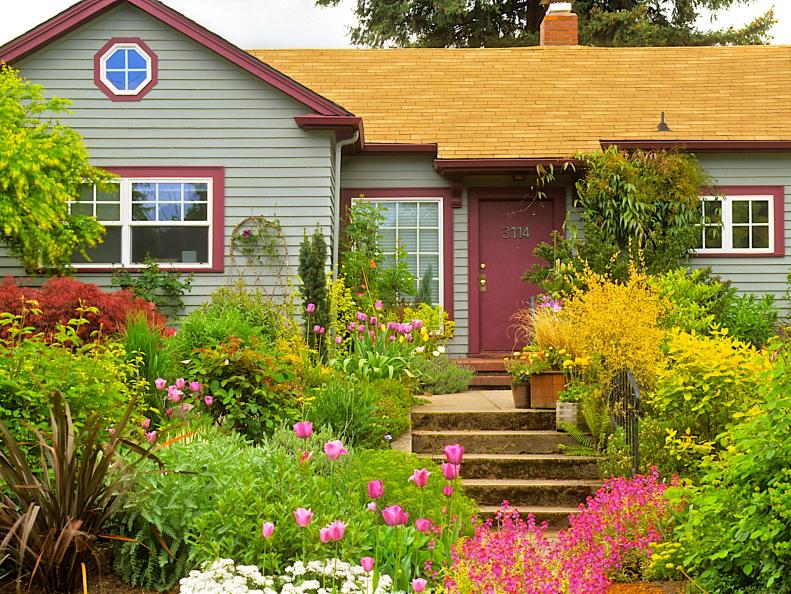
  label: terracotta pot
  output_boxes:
[511,382,530,409]
[556,401,583,430]
[530,371,566,409]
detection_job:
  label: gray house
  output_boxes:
[1,0,789,355]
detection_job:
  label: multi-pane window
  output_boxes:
[71,178,213,267]
[98,43,153,95]
[365,199,442,304]
[697,194,774,254]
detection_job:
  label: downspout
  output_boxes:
[332,130,360,279]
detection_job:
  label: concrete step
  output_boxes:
[477,505,579,530]
[412,410,555,432]
[412,430,574,454]
[470,374,512,388]
[463,478,600,507]
[457,358,507,373]
[432,453,600,480]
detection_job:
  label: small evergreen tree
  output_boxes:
[298,227,329,350]
[414,266,433,305]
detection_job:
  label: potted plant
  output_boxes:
[556,382,589,430]
[503,355,533,408]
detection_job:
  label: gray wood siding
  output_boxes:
[691,153,790,314]
[6,4,335,309]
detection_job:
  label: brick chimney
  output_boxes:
[540,1,579,46]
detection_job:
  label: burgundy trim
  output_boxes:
[341,187,454,318]
[77,166,225,273]
[601,140,791,152]
[0,0,349,116]
[694,185,785,259]
[435,158,582,177]
[294,115,364,143]
[93,37,158,101]
[360,143,438,155]
[467,187,566,355]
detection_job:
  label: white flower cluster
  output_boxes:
[180,558,399,594]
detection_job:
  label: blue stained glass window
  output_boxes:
[103,46,150,93]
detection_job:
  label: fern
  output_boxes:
[558,421,597,456]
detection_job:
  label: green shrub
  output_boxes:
[412,354,473,395]
[114,428,475,591]
[123,313,177,403]
[720,292,778,347]
[664,352,791,592]
[298,227,329,351]
[112,256,193,318]
[185,337,302,441]
[651,267,733,334]
[368,378,418,443]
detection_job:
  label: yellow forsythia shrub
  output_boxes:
[561,267,666,387]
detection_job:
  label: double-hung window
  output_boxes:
[70,168,222,270]
[356,197,443,305]
[696,188,783,256]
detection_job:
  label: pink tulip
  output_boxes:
[408,468,431,489]
[306,303,316,313]
[319,527,332,543]
[181,403,193,413]
[165,408,173,417]
[374,300,383,310]
[335,336,342,344]
[167,386,182,402]
[412,578,427,593]
[415,518,433,533]
[261,522,274,539]
[299,450,313,465]
[382,505,409,526]
[141,418,151,430]
[154,378,167,390]
[443,485,454,498]
[313,324,322,333]
[361,557,375,573]
[145,431,157,444]
[324,440,348,460]
[442,463,460,481]
[293,421,313,439]
[175,378,186,390]
[204,395,213,406]
[328,520,346,541]
[370,316,378,326]
[293,508,313,528]
[444,444,464,465]
[189,381,202,393]
[413,319,423,329]
[368,480,384,499]
[367,501,377,512]
[107,427,116,436]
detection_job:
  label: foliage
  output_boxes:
[414,265,433,305]
[0,310,147,460]
[644,329,769,477]
[315,0,774,48]
[720,292,778,348]
[561,266,665,387]
[340,201,415,307]
[510,298,575,353]
[651,267,733,335]
[663,353,791,592]
[557,381,596,404]
[401,303,455,345]
[229,217,290,293]
[411,354,473,395]
[123,313,176,395]
[115,429,475,591]
[327,275,358,357]
[186,337,303,441]
[444,471,672,593]
[0,393,154,593]
[365,378,417,444]
[0,65,112,272]
[298,227,329,350]
[0,276,164,342]
[505,346,592,383]
[111,256,193,318]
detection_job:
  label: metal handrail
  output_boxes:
[609,368,640,476]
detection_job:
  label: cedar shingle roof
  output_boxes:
[249,46,791,159]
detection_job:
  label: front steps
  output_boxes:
[458,356,511,388]
[412,407,601,530]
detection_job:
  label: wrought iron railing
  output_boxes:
[609,368,641,476]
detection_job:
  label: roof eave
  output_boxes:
[601,140,791,152]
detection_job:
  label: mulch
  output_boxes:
[608,583,687,593]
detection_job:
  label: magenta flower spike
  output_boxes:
[293,421,313,439]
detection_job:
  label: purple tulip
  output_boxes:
[367,501,377,512]
[141,418,151,430]
[443,485,454,498]
[374,300,383,310]
[313,324,322,333]
[328,520,346,541]
[319,527,332,543]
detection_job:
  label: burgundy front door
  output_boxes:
[472,194,560,353]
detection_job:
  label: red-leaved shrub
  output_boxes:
[0,276,165,341]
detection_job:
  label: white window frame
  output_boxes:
[696,194,775,255]
[353,196,444,307]
[99,42,153,96]
[71,177,214,269]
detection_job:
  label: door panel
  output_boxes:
[476,198,555,352]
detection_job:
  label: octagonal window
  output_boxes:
[96,40,156,98]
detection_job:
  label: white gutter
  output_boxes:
[332,131,360,279]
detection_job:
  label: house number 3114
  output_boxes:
[502,225,530,239]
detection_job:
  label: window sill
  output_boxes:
[72,264,223,273]
[692,250,784,259]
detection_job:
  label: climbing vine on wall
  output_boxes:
[229,216,290,295]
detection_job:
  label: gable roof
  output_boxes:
[0,0,350,116]
[250,46,791,159]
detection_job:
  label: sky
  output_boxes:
[0,0,787,48]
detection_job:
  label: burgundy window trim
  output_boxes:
[694,185,785,259]
[467,187,566,356]
[76,166,225,273]
[341,187,454,318]
[93,37,158,101]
